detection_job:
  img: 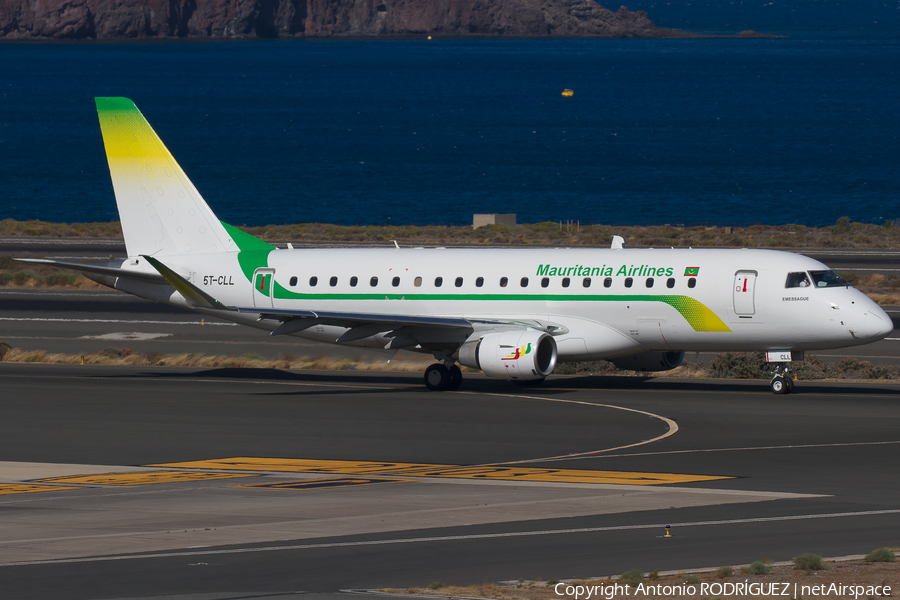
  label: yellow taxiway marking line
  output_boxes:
[235,477,413,491]
[33,471,253,486]
[0,484,83,495]
[152,458,731,486]
[151,458,438,475]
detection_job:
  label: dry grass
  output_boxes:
[0,345,455,372]
[382,554,900,600]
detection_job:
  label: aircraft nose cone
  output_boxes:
[865,305,895,340]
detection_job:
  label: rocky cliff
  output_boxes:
[0,0,682,39]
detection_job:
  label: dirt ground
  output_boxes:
[381,553,899,599]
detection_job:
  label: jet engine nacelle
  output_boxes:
[611,350,685,372]
[458,330,558,381]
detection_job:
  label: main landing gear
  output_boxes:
[769,363,796,395]
[424,362,462,391]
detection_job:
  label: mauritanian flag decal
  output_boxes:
[684,267,700,276]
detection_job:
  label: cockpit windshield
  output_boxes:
[785,272,811,288]
[809,270,850,288]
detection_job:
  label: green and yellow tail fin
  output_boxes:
[96,97,257,257]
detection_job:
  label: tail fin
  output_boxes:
[95,97,238,257]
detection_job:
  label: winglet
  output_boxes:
[142,255,235,311]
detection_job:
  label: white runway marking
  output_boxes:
[562,439,900,461]
[80,332,173,341]
[0,317,237,326]
[3,508,899,568]
[458,391,679,466]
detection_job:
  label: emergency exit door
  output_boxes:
[252,268,275,308]
[733,271,757,316]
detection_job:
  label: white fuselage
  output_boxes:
[145,246,892,359]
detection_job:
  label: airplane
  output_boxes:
[19,98,894,394]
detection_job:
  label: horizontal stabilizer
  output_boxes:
[142,255,235,311]
[14,258,165,283]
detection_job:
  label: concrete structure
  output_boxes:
[473,213,516,228]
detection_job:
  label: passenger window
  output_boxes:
[350,276,358,287]
[455,277,463,287]
[688,278,697,289]
[370,276,378,287]
[435,277,443,287]
[414,276,422,287]
[289,276,298,287]
[392,276,400,287]
[624,277,633,288]
[667,278,675,289]
[500,277,508,287]
[476,277,484,287]
[520,277,529,287]
[603,277,612,288]
[309,276,318,287]
[541,277,550,288]
[330,276,338,287]
[583,277,591,288]
[646,278,654,288]
[786,272,812,288]
[562,277,570,288]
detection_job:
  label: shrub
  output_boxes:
[866,548,896,563]
[427,581,445,590]
[555,362,577,375]
[793,553,825,572]
[684,575,701,584]
[708,352,769,379]
[716,566,734,579]
[743,560,771,575]
[0,341,11,361]
[619,569,644,586]
[547,579,560,586]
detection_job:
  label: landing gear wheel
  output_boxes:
[424,364,451,391]
[770,376,787,395]
[784,376,795,394]
[447,365,463,391]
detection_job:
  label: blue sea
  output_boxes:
[1,1,898,228]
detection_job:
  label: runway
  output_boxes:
[1,241,899,598]
[0,364,899,599]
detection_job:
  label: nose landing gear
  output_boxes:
[424,362,463,391]
[770,364,795,395]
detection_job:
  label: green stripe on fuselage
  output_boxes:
[269,283,731,333]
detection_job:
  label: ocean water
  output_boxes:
[1,34,898,227]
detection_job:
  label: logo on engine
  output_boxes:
[502,343,532,361]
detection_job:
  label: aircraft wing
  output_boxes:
[237,307,567,345]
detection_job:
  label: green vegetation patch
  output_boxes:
[793,553,826,572]
[618,569,644,586]
[866,548,896,563]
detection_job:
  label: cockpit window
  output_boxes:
[785,272,811,288]
[809,270,849,288]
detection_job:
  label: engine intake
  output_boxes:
[611,351,685,372]
[459,330,558,381]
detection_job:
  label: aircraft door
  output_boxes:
[252,268,275,308]
[733,271,757,316]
